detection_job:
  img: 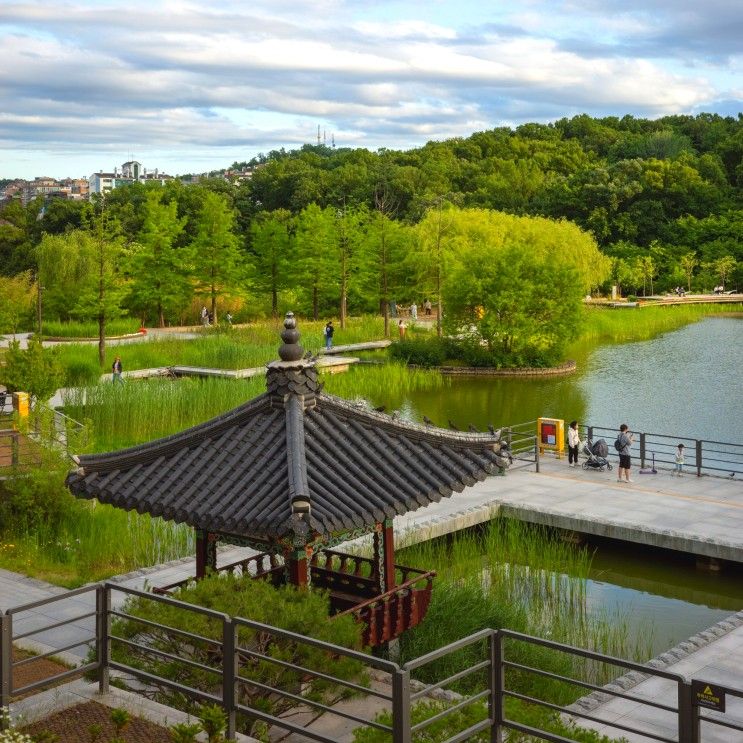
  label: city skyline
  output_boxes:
[1,0,741,180]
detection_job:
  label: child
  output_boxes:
[673,443,685,476]
[568,420,581,468]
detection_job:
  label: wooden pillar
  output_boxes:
[195,529,217,578]
[382,519,396,591]
[286,548,309,588]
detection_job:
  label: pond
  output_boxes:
[354,316,743,657]
[364,316,743,442]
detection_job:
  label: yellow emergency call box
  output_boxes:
[13,392,29,418]
[537,417,564,457]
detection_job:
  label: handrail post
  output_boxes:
[587,426,593,442]
[695,440,702,477]
[639,432,646,469]
[222,618,237,740]
[489,630,504,743]
[96,584,110,694]
[392,667,411,743]
[678,680,697,743]
[11,431,19,467]
[0,613,12,716]
[534,439,540,473]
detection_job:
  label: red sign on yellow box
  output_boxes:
[537,417,564,457]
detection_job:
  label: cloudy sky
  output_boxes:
[2,0,741,179]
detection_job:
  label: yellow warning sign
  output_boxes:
[691,680,726,712]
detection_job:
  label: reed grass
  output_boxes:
[581,303,743,344]
[321,362,448,401]
[64,377,265,451]
[0,502,193,587]
[41,318,142,338]
[397,519,655,701]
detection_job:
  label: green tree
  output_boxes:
[190,191,244,324]
[0,271,35,334]
[0,336,64,405]
[127,190,188,326]
[294,204,338,320]
[248,209,293,318]
[679,253,698,291]
[74,202,128,366]
[412,199,458,338]
[713,255,737,289]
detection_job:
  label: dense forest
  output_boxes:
[1,113,741,342]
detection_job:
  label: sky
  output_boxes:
[1,0,741,180]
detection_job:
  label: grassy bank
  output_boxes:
[581,302,743,343]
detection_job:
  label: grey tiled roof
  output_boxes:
[66,390,509,540]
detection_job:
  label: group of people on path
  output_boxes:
[568,420,685,480]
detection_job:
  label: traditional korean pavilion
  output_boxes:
[66,314,511,646]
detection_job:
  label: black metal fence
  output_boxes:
[508,420,743,478]
[3,583,742,741]
[585,424,743,478]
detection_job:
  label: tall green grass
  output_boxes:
[54,315,390,386]
[581,303,742,344]
[64,377,265,451]
[321,362,448,400]
[0,503,194,588]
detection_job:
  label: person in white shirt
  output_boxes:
[568,420,581,467]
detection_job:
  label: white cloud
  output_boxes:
[0,0,739,178]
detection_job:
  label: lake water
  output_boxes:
[371,316,743,443]
[360,316,743,658]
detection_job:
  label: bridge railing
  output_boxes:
[585,424,743,478]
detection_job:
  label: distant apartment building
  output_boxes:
[88,160,174,195]
[0,177,91,205]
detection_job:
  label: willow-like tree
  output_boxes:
[127,190,188,327]
[443,209,608,365]
[190,191,244,324]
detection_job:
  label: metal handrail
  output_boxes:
[5,583,743,742]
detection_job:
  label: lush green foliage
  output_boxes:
[0,337,64,403]
[396,520,654,699]
[108,573,368,738]
[2,114,740,332]
[352,699,627,742]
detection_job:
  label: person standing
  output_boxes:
[324,320,334,350]
[424,297,432,316]
[567,420,581,468]
[398,319,407,339]
[200,306,209,327]
[616,424,635,483]
[112,355,124,385]
[389,300,397,318]
[673,443,685,476]
[410,302,418,320]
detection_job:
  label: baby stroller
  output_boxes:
[582,438,612,471]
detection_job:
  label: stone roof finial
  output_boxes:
[278,312,304,362]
